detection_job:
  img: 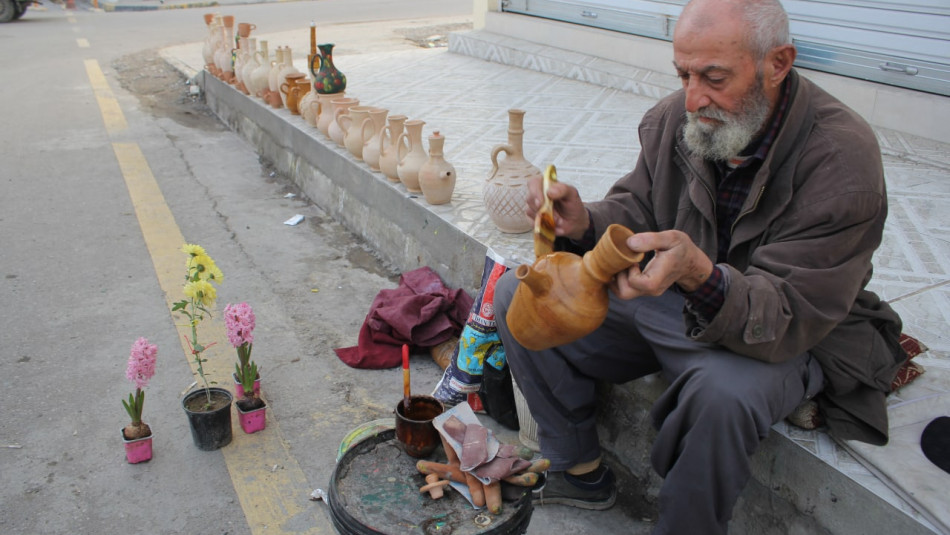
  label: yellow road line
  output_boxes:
[84,59,127,133]
[77,38,90,48]
[88,57,330,531]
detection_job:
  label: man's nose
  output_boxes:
[684,79,711,113]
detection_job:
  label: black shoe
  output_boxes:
[532,464,617,510]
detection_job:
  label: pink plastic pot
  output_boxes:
[233,373,261,399]
[122,429,153,464]
[237,403,267,434]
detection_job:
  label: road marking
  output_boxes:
[67,16,76,23]
[111,142,331,535]
[83,59,127,133]
[77,38,90,48]
[85,52,332,532]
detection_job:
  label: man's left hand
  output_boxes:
[610,230,714,299]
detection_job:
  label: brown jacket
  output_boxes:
[583,70,906,445]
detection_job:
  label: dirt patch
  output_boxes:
[113,49,225,133]
[395,22,473,48]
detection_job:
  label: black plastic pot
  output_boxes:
[181,387,233,451]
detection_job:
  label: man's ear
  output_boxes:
[766,44,797,88]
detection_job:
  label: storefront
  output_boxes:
[501,0,949,96]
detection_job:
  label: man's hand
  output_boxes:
[526,175,590,241]
[610,230,714,299]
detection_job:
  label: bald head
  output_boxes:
[677,0,790,60]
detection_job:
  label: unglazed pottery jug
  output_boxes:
[315,92,343,137]
[396,119,427,193]
[266,46,285,101]
[248,40,270,98]
[483,109,540,234]
[310,43,346,94]
[299,80,319,126]
[506,224,644,351]
[361,107,389,171]
[280,74,309,115]
[339,105,374,160]
[276,48,301,107]
[378,114,407,182]
[418,131,456,205]
[329,97,359,146]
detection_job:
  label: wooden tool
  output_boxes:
[534,164,557,258]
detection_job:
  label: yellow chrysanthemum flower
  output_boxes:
[205,264,224,284]
[184,280,217,307]
[188,253,215,275]
[181,243,206,257]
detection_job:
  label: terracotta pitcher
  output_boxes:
[315,92,343,137]
[483,109,540,234]
[276,48,301,107]
[418,131,457,205]
[339,105,373,160]
[329,97,359,146]
[505,224,644,351]
[396,119,427,193]
[361,107,389,171]
[280,74,309,115]
[378,114,407,182]
[248,40,270,98]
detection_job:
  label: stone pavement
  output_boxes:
[162,19,950,534]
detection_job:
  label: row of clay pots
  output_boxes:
[202,17,540,226]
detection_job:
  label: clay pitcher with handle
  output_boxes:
[378,114,407,182]
[506,224,644,351]
[396,119,427,193]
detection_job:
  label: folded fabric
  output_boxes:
[335,267,473,369]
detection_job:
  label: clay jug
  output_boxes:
[418,131,456,205]
[328,97,359,147]
[238,37,258,94]
[215,22,235,82]
[248,40,270,98]
[361,107,388,171]
[267,47,285,98]
[237,22,256,39]
[309,43,347,94]
[396,119,427,193]
[202,14,221,69]
[506,224,644,351]
[339,105,373,160]
[378,114,407,182]
[315,92,343,137]
[281,74,308,115]
[299,78,319,126]
[483,109,539,234]
[276,48,301,107]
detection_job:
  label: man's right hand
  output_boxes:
[526,174,590,241]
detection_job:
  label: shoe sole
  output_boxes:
[532,492,617,511]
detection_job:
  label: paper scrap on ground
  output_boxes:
[284,214,304,226]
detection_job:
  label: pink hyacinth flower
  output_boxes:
[224,302,256,348]
[126,337,158,390]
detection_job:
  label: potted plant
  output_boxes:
[225,302,266,434]
[121,337,157,463]
[175,243,233,451]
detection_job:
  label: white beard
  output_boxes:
[683,78,772,162]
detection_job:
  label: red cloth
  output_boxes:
[335,267,473,369]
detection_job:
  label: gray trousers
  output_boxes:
[493,270,825,535]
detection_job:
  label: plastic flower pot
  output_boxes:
[233,372,261,398]
[122,428,153,464]
[181,387,233,451]
[236,400,267,434]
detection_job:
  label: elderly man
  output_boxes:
[493,0,907,532]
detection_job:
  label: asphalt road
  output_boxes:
[0,2,474,534]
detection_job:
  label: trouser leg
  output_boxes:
[496,272,824,534]
[626,292,824,535]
